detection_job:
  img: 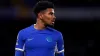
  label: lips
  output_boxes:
[51,20,55,24]
[52,20,55,22]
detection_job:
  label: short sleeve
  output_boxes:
[56,32,64,56]
[15,30,25,56]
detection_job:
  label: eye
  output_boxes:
[49,12,54,15]
[50,13,53,15]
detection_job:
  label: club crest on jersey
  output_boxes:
[46,37,52,42]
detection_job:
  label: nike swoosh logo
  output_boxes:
[27,38,34,41]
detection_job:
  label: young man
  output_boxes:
[15,1,64,56]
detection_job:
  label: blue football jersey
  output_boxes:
[15,24,64,56]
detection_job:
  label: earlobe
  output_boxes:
[38,13,42,19]
[40,15,42,19]
[40,14,44,19]
[38,12,44,19]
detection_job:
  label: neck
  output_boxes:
[34,18,46,30]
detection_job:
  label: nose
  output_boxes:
[54,15,56,19]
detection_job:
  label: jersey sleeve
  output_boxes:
[15,30,25,56]
[56,32,64,56]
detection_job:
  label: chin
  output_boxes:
[46,23,54,27]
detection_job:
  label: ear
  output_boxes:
[38,13,43,19]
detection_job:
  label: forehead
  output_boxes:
[45,8,54,13]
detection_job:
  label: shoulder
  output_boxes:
[47,27,62,35]
[47,27,63,40]
[18,25,33,34]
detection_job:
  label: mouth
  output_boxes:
[51,20,55,24]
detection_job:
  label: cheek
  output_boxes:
[43,15,52,21]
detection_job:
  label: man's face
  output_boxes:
[40,8,56,26]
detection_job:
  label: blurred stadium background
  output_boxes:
[0,0,99,56]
